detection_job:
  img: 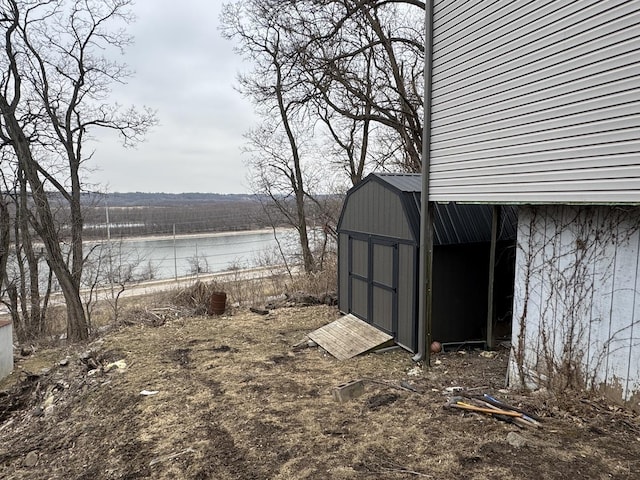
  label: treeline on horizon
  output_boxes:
[86,192,256,207]
[80,192,341,239]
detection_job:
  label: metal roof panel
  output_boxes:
[369,173,517,244]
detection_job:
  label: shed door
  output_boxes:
[370,241,397,335]
[349,238,369,320]
[348,236,399,337]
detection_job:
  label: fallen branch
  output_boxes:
[362,377,422,394]
[149,447,196,467]
[381,466,432,477]
[375,457,432,478]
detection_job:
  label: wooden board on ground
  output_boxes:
[308,314,394,360]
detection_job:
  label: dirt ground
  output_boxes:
[1,303,640,479]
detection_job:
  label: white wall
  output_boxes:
[0,321,13,380]
[509,205,640,408]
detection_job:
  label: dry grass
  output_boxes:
[2,304,640,479]
[13,263,338,345]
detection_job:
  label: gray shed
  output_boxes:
[337,173,517,353]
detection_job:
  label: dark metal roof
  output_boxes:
[371,173,422,192]
[371,173,517,245]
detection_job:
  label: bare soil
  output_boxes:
[1,304,640,479]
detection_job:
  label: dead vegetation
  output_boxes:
[1,300,640,479]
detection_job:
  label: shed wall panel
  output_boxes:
[351,278,368,320]
[397,244,416,351]
[373,243,394,287]
[352,239,369,278]
[430,0,640,203]
[339,181,415,240]
[338,233,349,313]
[372,287,393,333]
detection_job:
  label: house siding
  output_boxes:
[509,205,640,409]
[430,0,640,203]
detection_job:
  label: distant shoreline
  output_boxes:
[93,227,291,244]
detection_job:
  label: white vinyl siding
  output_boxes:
[430,0,640,203]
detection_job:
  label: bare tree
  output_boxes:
[222,1,427,273]
[0,0,155,341]
[295,0,426,171]
[222,1,318,273]
[0,153,14,300]
[221,1,425,238]
[82,237,156,325]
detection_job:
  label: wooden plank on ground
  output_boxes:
[308,314,394,360]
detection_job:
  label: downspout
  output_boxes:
[413,0,434,363]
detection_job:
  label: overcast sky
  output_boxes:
[87,0,255,194]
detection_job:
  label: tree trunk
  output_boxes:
[67,147,84,287]
[17,171,43,337]
[274,59,315,273]
[295,190,315,273]
[0,196,9,296]
[0,105,89,341]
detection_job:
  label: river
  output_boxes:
[91,228,300,282]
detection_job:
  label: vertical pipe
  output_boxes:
[413,0,434,364]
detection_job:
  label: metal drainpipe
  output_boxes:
[413,0,434,364]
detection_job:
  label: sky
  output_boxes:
[87,0,256,194]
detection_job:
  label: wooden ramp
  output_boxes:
[308,314,394,360]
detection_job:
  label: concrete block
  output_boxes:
[332,379,365,403]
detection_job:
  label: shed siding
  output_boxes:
[373,243,393,287]
[339,181,415,241]
[351,278,368,319]
[372,288,393,333]
[509,205,640,408]
[349,237,369,320]
[338,233,349,313]
[430,0,640,203]
[351,238,368,278]
[397,244,417,350]
[372,242,395,334]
